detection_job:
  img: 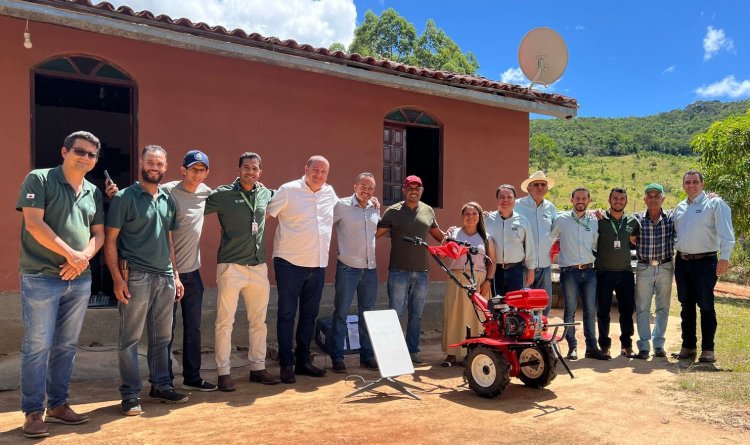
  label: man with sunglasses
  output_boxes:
[16,131,105,438]
[515,171,558,316]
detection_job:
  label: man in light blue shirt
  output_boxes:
[672,170,735,363]
[516,171,558,315]
[329,173,381,374]
[486,185,536,296]
[551,187,609,361]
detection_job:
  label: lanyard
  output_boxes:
[609,216,623,236]
[239,190,257,222]
[574,214,590,230]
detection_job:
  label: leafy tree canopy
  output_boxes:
[692,110,750,237]
[531,99,750,158]
[348,9,479,75]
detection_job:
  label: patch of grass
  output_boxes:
[670,296,750,406]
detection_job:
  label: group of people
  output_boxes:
[16,130,735,439]
[16,131,450,438]
[438,170,735,368]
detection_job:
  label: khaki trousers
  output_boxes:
[214,263,270,375]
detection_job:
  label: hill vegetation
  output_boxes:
[540,153,696,212]
[531,100,750,157]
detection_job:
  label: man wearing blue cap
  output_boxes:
[161,150,216,391]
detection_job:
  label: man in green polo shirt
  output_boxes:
[16,131,105,438]
[204,152,279,391]
[595,187,641,358]
[105,145,187,415]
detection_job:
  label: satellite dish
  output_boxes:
[518,27,568,90]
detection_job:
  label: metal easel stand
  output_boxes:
[346,377,422,400]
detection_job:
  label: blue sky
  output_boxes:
[109,0,750,118]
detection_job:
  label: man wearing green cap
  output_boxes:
[633,183,674,360]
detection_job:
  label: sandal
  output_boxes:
[441,355,457,367]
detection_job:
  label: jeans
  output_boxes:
[168,270,204,384]
[493,263,524,296]
[330,261,378,362]
[274,257,326,367]
[596,270,635,350]
[118,271,175,399]
[559,268,597,350]
[635,262,673,352]
[387,269,429,354]
[20,274,90,414]
[524,266,553,315]
[675,256,718,351]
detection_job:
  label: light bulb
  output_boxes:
[23,31,32,49]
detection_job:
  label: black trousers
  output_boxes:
[596,270,635,349]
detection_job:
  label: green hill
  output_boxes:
[531,99,750,157]
[542,153,697,212]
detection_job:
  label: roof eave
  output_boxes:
[1,0,577,119]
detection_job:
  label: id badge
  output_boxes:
[251,221,259,235]
[614,240,621,250]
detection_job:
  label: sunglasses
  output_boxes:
[69,146,98,160]
[529,182,547,188]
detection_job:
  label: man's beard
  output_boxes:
[141,168,164,184]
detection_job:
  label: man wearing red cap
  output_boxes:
[376,175,445,365]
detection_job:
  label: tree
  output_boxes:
[411,19,479,74]
[348,9,416,62]
[328,42,346,52]
[691,110,750,237]
[348,9,479,75]
[529,134,562,172]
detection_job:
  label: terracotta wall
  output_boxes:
[0,15,530,290]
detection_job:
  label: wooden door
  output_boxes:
[383,125,406,204]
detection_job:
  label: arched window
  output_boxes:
[36,55,132,81]
[383,108,442,207]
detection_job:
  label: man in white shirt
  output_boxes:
[267,156,338,383]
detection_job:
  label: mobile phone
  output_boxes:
[104,170,112,184]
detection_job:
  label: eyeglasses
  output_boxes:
[69,147,98,160]
[529,182,547,188]
[405,186,422,192]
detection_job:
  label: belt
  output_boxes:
[677,252,717,260]
[638,258,672,266]
[561,263,593,271]
[496,261,522,269]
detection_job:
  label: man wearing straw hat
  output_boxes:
[516,171,558,315]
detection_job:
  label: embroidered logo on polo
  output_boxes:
[26,193,35,199]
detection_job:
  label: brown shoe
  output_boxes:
[217,374,236,392]
[671,347,697,359]
[22,412,49,438]
[698,351,716,363]
[249,369,281,385]
[44,403,89,425]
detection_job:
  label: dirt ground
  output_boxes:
[1,306,749,444]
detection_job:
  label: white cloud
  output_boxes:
[107,0,357,48]
[500,67,526,84]
[703,26,735,61]
[575,25,585,31]
[695,75,750,98]
[500,66,559,90]
[661,65,676,74]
